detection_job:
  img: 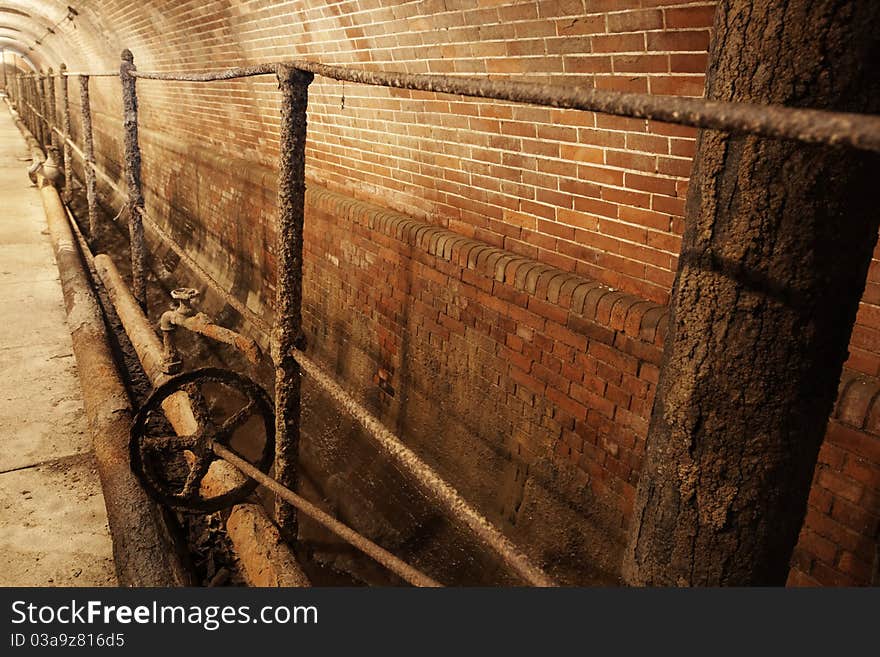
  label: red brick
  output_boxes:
[817,470,863,505]
[825,422,880,465]
[607,10,663,33]
[797,529,839,566]
[664,5,716,29]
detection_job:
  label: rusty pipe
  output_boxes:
[30,148,190,586]
[92,254,309,587]
[291,348,557,587]
[92,255,444,587]
[158,287,261,373]
[171,313,261,364]
[213,442,441,587]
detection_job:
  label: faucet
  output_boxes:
[159,287,262,374]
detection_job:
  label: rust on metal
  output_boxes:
[226,504,310,586]
[21,110,190,585]
[59,63,72,202]
[130,367,275,513]
[159,287,262,370]
[45,66,58,155]
[169,313,262,365]
[291,348,557,587]
[273,64,314,538]
[53,124,273,339]
[184,315,262,364]
[78,75,99,237]
[297,61,880,153]
[43,189,192,587]
[129,64,277,82]
[29,76,36,140]
[93,254,310,588]
[212,442,442,587]
[19,69,278,347]
[27,74,36,143]
[61,71,118,77]
[120,49,147,309]
[96,58,880,153]
[37,71,47,147]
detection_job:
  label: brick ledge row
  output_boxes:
[307,183,880,440]
[307,185,670,350]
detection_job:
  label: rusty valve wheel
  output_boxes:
[130,367,275,513]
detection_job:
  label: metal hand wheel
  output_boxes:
[130,367,275,513]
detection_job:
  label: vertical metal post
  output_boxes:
[42,71,51,148]
[119,49,147,309]
[21,75,28,129]
[38,71,48,148]
[27,76,35,136]
[59,64,72,201]
[273,64,314,540]
[32,75,39,143]
[30,76,38,139]
[25,76,32,133]
[22,75,29,128]
[79,75,98,239]
[46,67,57,154]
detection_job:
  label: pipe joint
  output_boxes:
[160,287,262,370]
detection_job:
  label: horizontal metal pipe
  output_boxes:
[225,504,311,587]
[92,254,310,588]
[38,167,191,587]
[93,254,169,384]
[94,255,437,587]
[75,58,880,152]
[65,141,553,585]
[59,72,118,77]
[290,348,557,587]
[62,129,552,584]
[21,100,44,121]
[6,102,192,586]
[211,442,441,587]
[166,311,262,365]
[295,61,880,153]
[130,64,277,82]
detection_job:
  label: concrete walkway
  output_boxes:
[0,98,116,586]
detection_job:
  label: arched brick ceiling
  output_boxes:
[0,24,44,46]
[0,49,36,72]
[0,38,42,67]
[0,1,114,71]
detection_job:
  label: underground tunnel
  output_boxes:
[0,0,878,590]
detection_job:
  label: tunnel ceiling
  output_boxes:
[6,1,373,72]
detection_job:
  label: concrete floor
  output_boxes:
[0,98,116,586]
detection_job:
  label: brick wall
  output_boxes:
[788,372,880,586]
[61,0,719,308]
[305,187,664,582]
[17,0,880,584]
